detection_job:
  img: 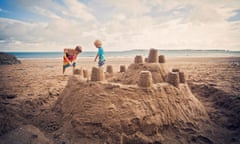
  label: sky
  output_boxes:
[0,0,240,52]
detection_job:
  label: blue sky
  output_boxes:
[0,0,240,52]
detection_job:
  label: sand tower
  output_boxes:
[120,65,126,73]
[145,58,148,63]
[159,55,166,63]
[167,72,180,88]
[148,48,158,63]
[83,69,89,79]
[138,71,153,87]
[91,67,104,81]
[106,65,113,74]
[179,71,186,83]
[134,55,144,64]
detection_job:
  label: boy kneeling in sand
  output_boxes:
[63,46,82,74]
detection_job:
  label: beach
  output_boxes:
[0,56,240,144]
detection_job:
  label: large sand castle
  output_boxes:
[56,49,216,143]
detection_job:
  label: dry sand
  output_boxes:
[0,56,240,144]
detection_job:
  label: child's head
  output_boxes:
[75,45,82,54]
[94,40,102,48]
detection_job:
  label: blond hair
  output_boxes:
[94,40,102,48]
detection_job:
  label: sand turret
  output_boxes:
[91,67,104,81]
[134,55,144,64]
[106,65,113,74]
[179,71,186,83]
[120,65,126,72]
[159,55,166,63]
[138,71,153,87]
[148,48,158,63]
[83,69,89,79]
[145,58,148,63]
[167,72,180,88]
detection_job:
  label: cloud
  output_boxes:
[0,0,240,52]
[62,0,96,21]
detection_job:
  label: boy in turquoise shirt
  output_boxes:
[94,40,105,67]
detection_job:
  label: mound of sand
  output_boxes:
[0,125,53,144]
[56,76,214,143]
[0,52,21,65]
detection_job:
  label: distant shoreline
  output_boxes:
[3,49,239,59]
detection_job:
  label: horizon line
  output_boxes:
[2,49,240,53]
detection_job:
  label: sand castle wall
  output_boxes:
[91,67,104,81]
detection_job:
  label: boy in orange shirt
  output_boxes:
[63,46,82,74]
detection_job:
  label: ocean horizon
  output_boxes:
[5,49,240,59]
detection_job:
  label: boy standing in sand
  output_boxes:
[94,40,105,67]
[63,46,82,74]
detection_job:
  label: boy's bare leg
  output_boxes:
[63,67,65,74]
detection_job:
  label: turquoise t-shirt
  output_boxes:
[98,47,105,61]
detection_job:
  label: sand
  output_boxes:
[0,56,240,144]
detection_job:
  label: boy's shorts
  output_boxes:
[63,62,76,68]
[98,60,105,67]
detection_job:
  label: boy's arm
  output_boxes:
[64,53,73,65]
[94,54,98,62]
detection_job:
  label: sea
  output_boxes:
[6,49,240,59]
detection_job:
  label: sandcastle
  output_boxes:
[58,48,211,143]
